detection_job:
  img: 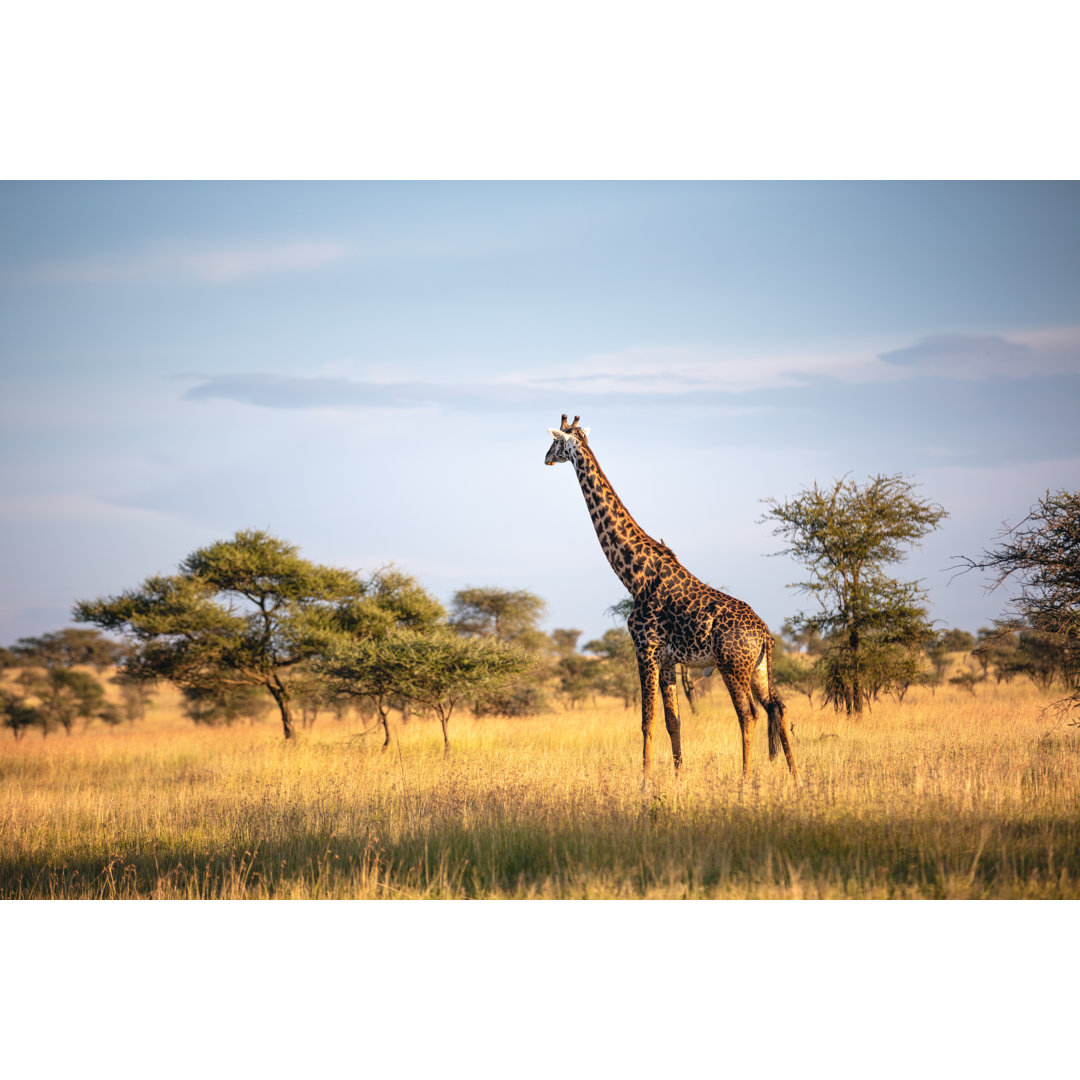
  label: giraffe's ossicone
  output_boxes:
[545,414,798,782]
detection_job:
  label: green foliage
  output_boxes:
[332,565,446,641]
[386,630,533,750]
[16,667,108,735]
[317,628,532,752]
[548,628,595,709]
[583,627,639,708]
[74,529,366,739]
[449,587,546,644]
[962,490,1080,713]
[604,597,635,624]
[949,671,984,695]
[305,566,448,742]
[0,689,44,739]
[975,628,1020,684]
[12,628,124,671]
[780,618,826,656]
[447,587,553,716]
[109,657,157,724]
[939,628,975,653]
[182,684,270,727]
[763,474,947,714]
[283,663,336,729]
[771,641,818,704]
[1011,630,1070,692]
[469,674,554,718]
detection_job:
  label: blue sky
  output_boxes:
[1,181,1078,647]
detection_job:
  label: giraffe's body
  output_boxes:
[545,415,798,782]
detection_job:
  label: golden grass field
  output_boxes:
[2,669,1078,899]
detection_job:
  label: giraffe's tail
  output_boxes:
[767,700,786,760]
[760,635,788,760]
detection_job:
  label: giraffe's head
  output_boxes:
[544,414,590,465]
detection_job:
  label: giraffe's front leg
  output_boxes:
[659,662,682,774]
[637,654,660,784]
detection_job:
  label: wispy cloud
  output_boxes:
[180,325,1080,413]
[882,333,1019,378]
[550,329,1080,395]
[18,239,349,285]
[0,492,180,525]
[522,344,895,395]
[879,328,1080,379]
[177,241,348,283]
[180,370,780,415]
[182,374,534,410]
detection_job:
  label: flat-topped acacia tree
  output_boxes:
[315,565,447,747]
[74,530,366,739]
[318,627,532,754]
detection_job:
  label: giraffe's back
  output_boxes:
[643,569,771,671]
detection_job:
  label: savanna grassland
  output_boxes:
[2,674,1079,899]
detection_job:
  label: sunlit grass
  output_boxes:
[2,677,1078,898]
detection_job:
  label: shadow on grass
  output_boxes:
[4,807,1079,899]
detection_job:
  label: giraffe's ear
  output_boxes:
[581,427,590,437]
[547,428,568,441]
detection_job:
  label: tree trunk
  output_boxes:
[849,628,863,715]
[266,677,295,739]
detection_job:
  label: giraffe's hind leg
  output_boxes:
[751,656,799,781]
[659,661,682,773]
[721,670,757,778]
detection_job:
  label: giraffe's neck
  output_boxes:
[569,442,674,595]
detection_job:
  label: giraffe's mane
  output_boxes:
[579,443,684,567]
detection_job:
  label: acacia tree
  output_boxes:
[74,530,365,739]
[449,587,553,716]
[15,667,107,735]
[13,628,124,672]
[551,628,594,709]
[320,566,446,746]
[317,628,531,754]
[449,587,547,646]
[583,627,639,708]
[959,490,1080,713]
[762,474,947,715]
[1,688,43,739]
[771,639,819,705]
[110,652,157,725]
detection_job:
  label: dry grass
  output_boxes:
[2,675,1078,899]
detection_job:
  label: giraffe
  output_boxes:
[544,414,798,783]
